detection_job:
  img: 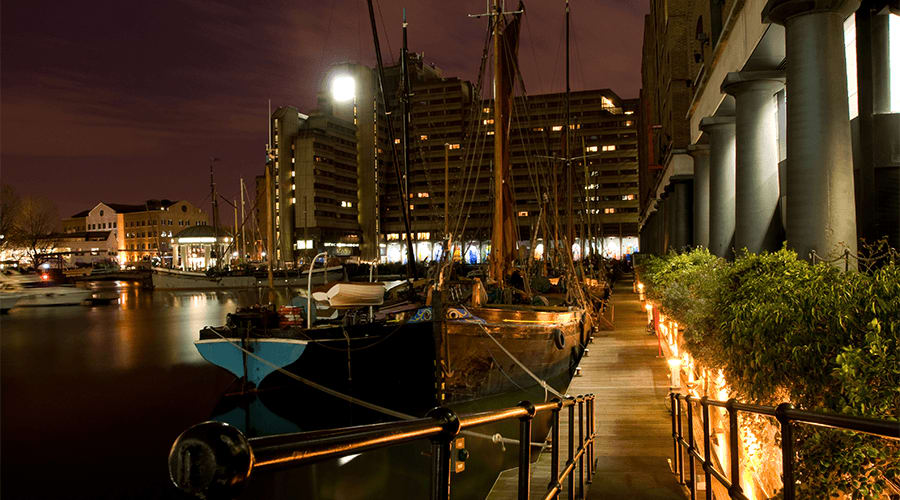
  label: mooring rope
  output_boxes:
[205,327,548,448]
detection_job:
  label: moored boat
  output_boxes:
[150,265,345,290]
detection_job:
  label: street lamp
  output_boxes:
[331,75,356,102]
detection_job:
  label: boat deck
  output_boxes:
[486,277,685,499]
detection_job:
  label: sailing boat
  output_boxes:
[191,1,596,417]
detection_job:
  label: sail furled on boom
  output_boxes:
[490,1,524,283]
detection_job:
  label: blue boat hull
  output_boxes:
[195,338,308,386]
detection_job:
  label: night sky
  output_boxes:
[1,0,648,219]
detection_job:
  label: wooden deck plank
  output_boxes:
[486,277,685,500]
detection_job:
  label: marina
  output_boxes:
[2,0,898,497]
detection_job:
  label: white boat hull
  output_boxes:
[0,294,24,312]
[150,266,345,290]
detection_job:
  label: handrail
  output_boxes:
[169,395,596,500]
[670,393,899,500]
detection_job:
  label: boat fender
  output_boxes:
[553,329,566,350]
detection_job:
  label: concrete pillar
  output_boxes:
[700,116,736,258]
[870,9,892,114]
[763,0,860,262]
[671,180,693,252]
[722,71,786,254]
[688,145,711,248]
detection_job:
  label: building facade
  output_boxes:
[263,54,642,264]
[63,200,208,265]
[639,0,900,261]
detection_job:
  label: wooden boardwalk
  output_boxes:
[487,278,685,499]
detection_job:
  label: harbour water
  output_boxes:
[0,281,538,499]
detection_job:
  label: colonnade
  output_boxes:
[668,0,865,262]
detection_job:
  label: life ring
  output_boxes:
[553,329,566,350]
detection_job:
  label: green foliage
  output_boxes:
[639,248,900,499]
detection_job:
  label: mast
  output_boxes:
[365,0,416,280]
[209,158,220,270]
[240,177,247,263]
[490,0,504,283]
[266,101,274,290]
[565,0,574,252]
[401,8,414,254]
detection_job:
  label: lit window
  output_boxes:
[532,127,544,132]
[551,125,562,131]
[602,145,616,152]
[601,97,615,108]
[483,119,494,125]
[420,135,428,141]
[409,204,415,211]
[448,143,460,150]
[291,197,296,204]
[625,121,633,127]
[291,170,295,178]
[518,211,528,217]
[586,145,598,153]
[622,194,635,201]
[604,208,616,214]
[624,110,634,115]
[416,232,430,239]
[395,138,401,144]
[291,184,295,190]
[482,107,491,113]
[487,131,495,135]
[417,192,430,198]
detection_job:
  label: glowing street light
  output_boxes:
[331,75,356,102]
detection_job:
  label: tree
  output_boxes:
[12,195,60,267]
[0,184,20,251]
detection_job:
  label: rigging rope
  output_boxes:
[204,324,549,448]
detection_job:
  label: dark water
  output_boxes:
[1,282,544,499]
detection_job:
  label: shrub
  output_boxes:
[638,247,900,498]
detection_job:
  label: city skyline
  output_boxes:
[1,0,648,219]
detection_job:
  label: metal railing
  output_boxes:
[670,393,900,500]
[169,395,596,500]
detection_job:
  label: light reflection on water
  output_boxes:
[0,282,308,499]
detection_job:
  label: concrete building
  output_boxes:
[63,200,208,265]
[263,55,641,264]
[262,107,359,266]
[639,0,900,262]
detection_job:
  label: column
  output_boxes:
[669,180,693,252]
[700,116,736,258]
[722,71,786,254]
[763,0,860,262]
[688,145,711,248]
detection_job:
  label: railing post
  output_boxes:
[700,397,712,500]
[426,407,461,500]
[587,395,594,482]
[567,396,575,500]
[776,403,795,500]
[726,399,742,499]
[676,395,685,484]
[670,392,679,477]
[517,401,536,500]
[686,395,696,500]
[549,398,562,499]
[578,396,585,499]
